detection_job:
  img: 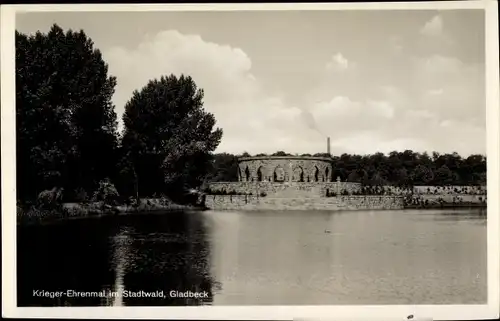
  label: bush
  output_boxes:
[36,187,64,210]
[92,179,119,205]
[74,188,88,203]
[260,192,267,197]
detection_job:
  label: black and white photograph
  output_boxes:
[2,1,499,320]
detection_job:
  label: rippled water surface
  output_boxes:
[17,209,487,306]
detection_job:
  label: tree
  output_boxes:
[206,153,240,182]
[394,167,413,188]
[121,74,222,201]
[347,169,367,183]
[369,171,388,186]
[435,165,453,186]
[411,165,434,185]
[313,153,331,158]
[272,151,290,156]
[16,24,119,202]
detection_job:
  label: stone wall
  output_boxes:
[206,181,362,198]
[204,195,403,211]
[237,156,333,183]
[414,194,486,203]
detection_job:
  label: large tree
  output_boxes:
[205,153,240,183]
[16,24,119,201]
[121,74,222,201]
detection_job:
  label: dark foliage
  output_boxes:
[16,25,222,206]
[16,24,118,202]
[120,74,222,203]
[206,151,486,187]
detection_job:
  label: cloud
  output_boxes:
[364,53,485,155]
[101,29,485,157]
[390,37,404,55]
[418,15,454,47]
[325,53,351,72]
[420,15,443,37]
[426,88,444,96]
[416,54,464,75]
[312,97,395,125]
[103,30,398,156]
[104,30,260,119]
[411,54,485,125]
[330,132,430,155]
[103,30,320,154]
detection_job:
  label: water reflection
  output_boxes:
[17,209,487,306]
[110,226,131,306]
[17,218,115,306]
[17,211,214,306]
[203,209,487,305]
[115,212,214,306]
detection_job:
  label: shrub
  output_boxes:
[92,179,119,205]
[36,187,64,210]
[260,192,267,197]
[74,188,88,203]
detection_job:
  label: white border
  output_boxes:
[1,1,499,320]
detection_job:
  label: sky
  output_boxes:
[15,9,486,157]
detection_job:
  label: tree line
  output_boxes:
[206,151,486,187]
[16,24,486,208]
[16,24,221,205]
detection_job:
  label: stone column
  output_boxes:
[336,176,341,195]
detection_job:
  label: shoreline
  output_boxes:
[403,202,487,210]
[17,197,487,226]
[16,198,206,226]
[203,194,487,212]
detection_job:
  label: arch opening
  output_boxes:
[245,166,250,182]
[292,166,305,182]
[257,166,263,182]
[314,166,319,182]
[325,167,330,182]
[274,166,285,182]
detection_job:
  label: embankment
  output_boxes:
[204,195,403,211]
[17,198,202,225]
[404,193,487,209]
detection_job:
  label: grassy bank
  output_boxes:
[16,198,206,226]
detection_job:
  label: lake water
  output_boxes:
[17,208,487,306]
